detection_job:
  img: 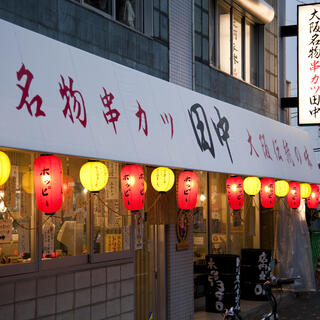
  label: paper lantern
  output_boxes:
[177,171,198,210]
[300,183,311,199]
[243,177,261,196]
[0,151,11,186]
[22,170,34,194]
[121,164,145,211]
[307,184,319,209]
[275,180,289,197]
[260,178,275,208]
[287,181,301,209]
[151,167,175,192]
[80,161,109,192]
[226,176,244,210]
[33,155,63,215]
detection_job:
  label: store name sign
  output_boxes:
[298,3,320,125]
[0,18,319,183]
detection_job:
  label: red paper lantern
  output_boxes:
[260,178,275,208]
[307,184,319,209]
[177,171,198,210]
[226,176,244,210]
[287,181,301,209]
[121,164,145,211]
[33,155,63,215]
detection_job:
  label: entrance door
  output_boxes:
[135,222,166,320]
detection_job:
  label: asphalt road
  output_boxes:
[249,291,320,320]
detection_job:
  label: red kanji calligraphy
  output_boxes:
[310,60,320,72]
[135,101,148,136]
[304,147,313,169]
[294,147,302,165]
[160,113,173,139]
[246,129,259,158]
[282,140,295,167]
[272,139,283,162]
[100,88,120,134]
[59,75,87,128]
[16,63,46,117]
[259,134,272,160]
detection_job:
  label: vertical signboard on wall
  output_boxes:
[298,3,320,125]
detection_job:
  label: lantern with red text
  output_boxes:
[226,176,244,210]
[33,155,63,215]
[307,184,319,209]
[177,171,198,210]
[260,178,275,208]
[287,182,301,209]
[121,164,145,211]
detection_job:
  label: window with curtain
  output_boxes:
[197,0,260,86]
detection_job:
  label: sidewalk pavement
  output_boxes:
[194,290,320,320]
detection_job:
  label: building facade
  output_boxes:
[0,1,317,320]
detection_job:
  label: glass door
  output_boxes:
[135,220,166,320]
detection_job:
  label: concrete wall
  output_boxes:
[194,62,279,120]
[0,263,134,320]
[166,1,194,319]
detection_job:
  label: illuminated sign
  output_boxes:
[298,4,320,125]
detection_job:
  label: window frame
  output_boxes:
[0,147,134,278]
[205,0,261,86]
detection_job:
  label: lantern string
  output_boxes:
[0,196,51,230]
[94,193,131,216]
[95,192,163,216]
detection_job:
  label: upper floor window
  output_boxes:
[196,0,260,86]
[84,0,144,31]
[77,0,169,44]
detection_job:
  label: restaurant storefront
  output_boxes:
[0,16,319,320]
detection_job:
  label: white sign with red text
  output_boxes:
[298,4,320,125]
[0,18,319,183]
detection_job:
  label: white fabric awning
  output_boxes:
[0,18,319,183]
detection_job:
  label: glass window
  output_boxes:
[193,171,208,261]
[84,0,144,32]
[232,13,242,79]
[154,0,169,43]
[84,0,113,16]
[42,156,88,260]
[93,161,131,254]
[194,0,209,63]
[245,20,258,85]
[209,172,228,254]
[218,3,231,74]
[0,149,35,266]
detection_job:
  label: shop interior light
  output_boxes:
[307,184,319,209]
[22,170,34,194]
[200,194,206,202]
[151,166,175,192]
[300,183,312,199]
[177,171,198,210]
[260,178,275,208]
[226,176,244,210]
[33,154,63,215]
[121,164,145,211]
[275,180,289,197]
[0,151,11,186]
[287,181,301,209]
[243,176,261,196]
